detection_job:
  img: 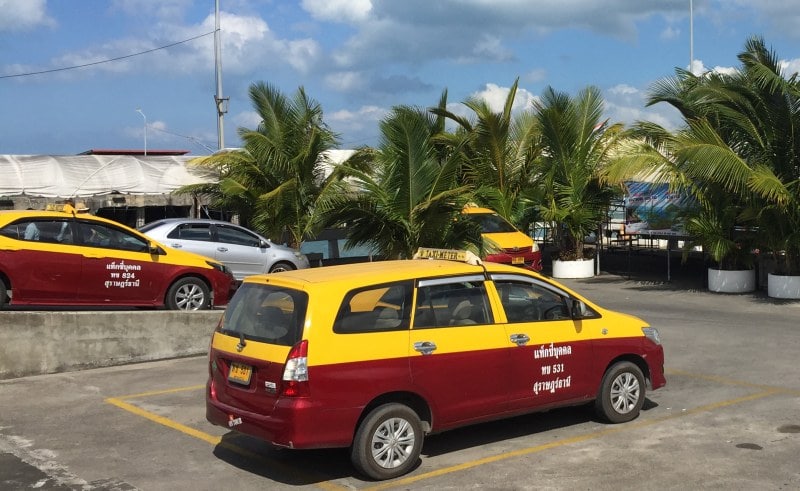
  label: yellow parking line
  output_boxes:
[107,374,796,491]
[364,388,783,491]
[112,384,206,400]
[105,388,347,491]
[105,396,221,446]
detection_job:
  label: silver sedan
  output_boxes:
[139,218,309,281]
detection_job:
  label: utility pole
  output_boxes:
[214,0,229,151]
[689,0,694,73]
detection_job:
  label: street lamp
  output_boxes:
[136,108,147,156]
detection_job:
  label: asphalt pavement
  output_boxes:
[2,254,799,490]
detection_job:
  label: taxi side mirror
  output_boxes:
[567,298,585,320]
[148,241,164,255]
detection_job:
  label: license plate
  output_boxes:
[512,256,525,265]
[228,362,252,385]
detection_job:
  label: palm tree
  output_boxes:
[658,37,799,274]
[432,78,543,228]
[533,86,624,260]
[318,104,479,259]
[176,82,339,249]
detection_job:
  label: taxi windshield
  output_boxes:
[221,283,308,346]
[466,213,517,233]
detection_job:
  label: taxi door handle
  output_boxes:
[170,243,182,249]
[510,333,530,346]
[413,341,437,355]
[217,247,228,253]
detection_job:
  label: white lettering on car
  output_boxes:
[104,261,143,289]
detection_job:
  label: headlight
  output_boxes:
[206,261,232,275]
[642,327,661,345]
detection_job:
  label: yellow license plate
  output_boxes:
[228,362,252,385]
[512,256,525,265]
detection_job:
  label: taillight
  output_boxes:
[281,340,309,397]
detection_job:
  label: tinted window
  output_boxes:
[216,225,261,247]
[493,278,599,321]
[77,222,149,252]
[334,281,412,333]
[169,223,212,241]
[466,213,517,233]
[221,283,308,346]
[413,280,492,328]
[0,219,73,244]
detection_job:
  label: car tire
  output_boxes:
[269,261,295,273]
[0,277,7,309]
[351,403,423,481]
[595,361,646,423]
[165,277,211,311]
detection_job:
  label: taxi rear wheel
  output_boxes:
[166,277,210,310]
[595,361,645,423]
[351,403,423,480]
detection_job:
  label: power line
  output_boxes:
[0,30,215,80]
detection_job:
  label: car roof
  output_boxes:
[0,209,123,227]
[243,258,541,288]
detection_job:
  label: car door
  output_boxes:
[161,222,218,259]
[76,221,170,305]
[0,217,79,304]
[212,224,267,279]
[490,273,597,411]
[408,275,510,428]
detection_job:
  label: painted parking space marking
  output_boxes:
[105,371,798,490]
[104,385,347,491]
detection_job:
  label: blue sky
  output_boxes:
[2,0,800,156]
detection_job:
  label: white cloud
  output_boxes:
[0,0,54,31]
[780,58,800,78]
[470,83,538,112]
[301,0,372,23]
[523,69,547,83]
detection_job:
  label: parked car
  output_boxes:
[139,219,310,281]
[0,209,235,310]
[205,247,665,480]
[462,205,542,271]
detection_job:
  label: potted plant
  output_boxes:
[683,197,757,294]
[532,86,622,279]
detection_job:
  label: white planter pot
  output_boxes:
[552,259,595,279]
[767,273,800,299]
[707,268,755,293]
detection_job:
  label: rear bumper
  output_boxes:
[205,381,355,449]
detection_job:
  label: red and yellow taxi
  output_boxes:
[206,248,665,480]
[0,207,236,310]
[462,205,542,271]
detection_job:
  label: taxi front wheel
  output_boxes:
[351,403,423,480]
[166,277,210,310]
[595,361,645,424]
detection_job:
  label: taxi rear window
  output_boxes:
[221,283,308,346]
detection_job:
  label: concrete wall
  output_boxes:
[0,310,223,380]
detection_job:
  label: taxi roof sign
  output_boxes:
[414,248,482,265]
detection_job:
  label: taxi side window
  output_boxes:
[413,280,492,329]
[77,222,148,252]
[494,279,598,322]
[333,281,412,334]
[1,219,73,244]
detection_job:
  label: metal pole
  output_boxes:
[136,109,147,156]
[689,0,694,73]
[214,0,227,151]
